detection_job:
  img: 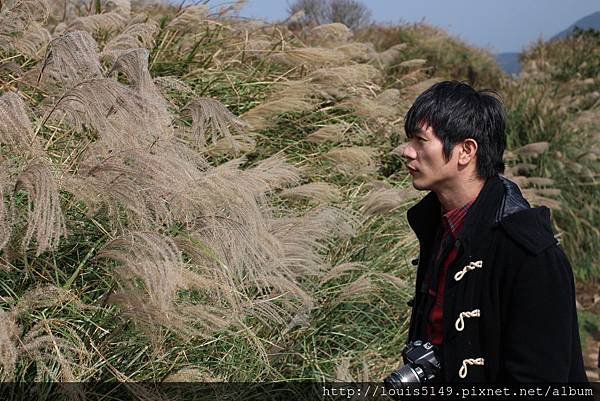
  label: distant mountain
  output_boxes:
[496,10,600,76]
[495,52,521,76]
[552,10,600,40]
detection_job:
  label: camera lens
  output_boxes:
[385,365,423,386]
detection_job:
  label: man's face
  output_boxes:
[401,123,461,192]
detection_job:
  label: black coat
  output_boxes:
[406,175,587,383]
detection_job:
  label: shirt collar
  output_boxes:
[441,200,475,237]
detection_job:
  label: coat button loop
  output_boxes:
[411,258,419,266]
[407,297,415,307]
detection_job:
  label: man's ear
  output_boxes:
[458,138,478,166]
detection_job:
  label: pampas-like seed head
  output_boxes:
[166,5,209,33]
[338,96,397,122]
[99,231,234,338]
[334,275,373,304]
[185,97,248,148]
[361,187,418,216]
[514,141,550,158]
[42,31,102,89]
[334,42,377,62]
[280,182,342,203]
[306,123,348,143]
[67,12,127,35]
[12,22,51,59]
[269,47,347,68]
[101,21,159,64]
[0,310,19,380]
[375,43,407,67]
[243,97,315,132]
[309,64,382,88]
[0,92,41,155]
[324,146,378,176]
[0,0,49,52]
[15,159,66,255]
[398,58,427,68]
[306,23,352,48]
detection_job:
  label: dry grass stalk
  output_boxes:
[335,357,353,382]
[306,123,348,143]
[0,310,19,380]
[525,177,555,186]
[153,76,195,98]
[12,22,51,59]
[268,47,347,68]
[240,38,273,57]
[164,368,222,382]
[506,163,537,176]
[335,275,373,304]
[0,174,13,251]
[514,141,550,158]
[166,5,209,32]
[398,58,427,68]
[334,42,377,62]
[361,187,417,216]
[63,142,217,227]
[320,262,365,285]
[280,182,342,203]
[0,0,49,52]
[401,77,443,99]
[185,97,248,149]
[104,0,131,15]
[0,92,41,155]
[108,49,173,138]
[270,206,357,277]
[243,97,315,131]
[309,64,382,88]
[375,43,407,67]
[67,12,127,35]
[41,31,102,89]
[338,96,397,122]
[101,21,159,63]
[377,272,407,290]
[207,135,256,157]
[522,189,562,210]
[306,23,352,48]
[324,146,378,176]
[51,76,171,149]
[282,299,313,334]
[15,159,66,255]
[99,231,233,338]
[245,154,302,194]
[375,88,401,107]
[0,285,91,381]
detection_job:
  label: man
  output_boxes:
[400,81,587,383]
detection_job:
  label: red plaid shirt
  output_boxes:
[426,200,474,346]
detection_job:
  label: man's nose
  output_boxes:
[401,143,416,160]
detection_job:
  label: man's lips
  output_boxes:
[407,165,418,173]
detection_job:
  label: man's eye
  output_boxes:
[417,137,426,141]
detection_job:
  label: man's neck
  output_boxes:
[435,176,486,211]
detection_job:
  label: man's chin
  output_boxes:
[410,180,429,191]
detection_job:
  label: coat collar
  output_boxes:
[407,176,507,253]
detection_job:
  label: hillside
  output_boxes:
[553,10,600,40]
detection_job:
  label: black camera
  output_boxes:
[384,340,441,386]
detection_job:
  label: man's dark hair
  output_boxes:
[404,80,506,178]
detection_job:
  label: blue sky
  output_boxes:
[235,0,600,53]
